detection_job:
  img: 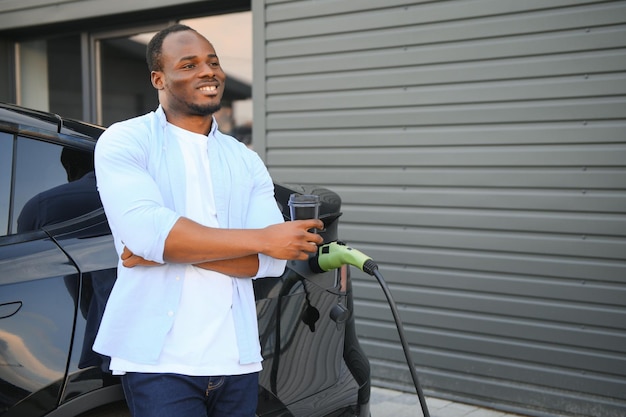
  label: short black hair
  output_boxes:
[146,24,197,72]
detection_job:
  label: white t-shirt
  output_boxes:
[110,123,261,376]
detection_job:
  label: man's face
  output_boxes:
[152,30,226,116]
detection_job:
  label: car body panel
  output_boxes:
[0,234,79,416]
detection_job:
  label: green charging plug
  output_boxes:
[311,241,379,275]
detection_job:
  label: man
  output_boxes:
[93,24,323,417]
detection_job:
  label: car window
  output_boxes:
[7,136,101,235]
[0,132,12,235]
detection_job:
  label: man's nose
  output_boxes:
[198,62,216,76]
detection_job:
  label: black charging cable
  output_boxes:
[363,261,431,417]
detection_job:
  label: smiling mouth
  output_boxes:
[199,85,218,93]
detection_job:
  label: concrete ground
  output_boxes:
[370,386,530,417]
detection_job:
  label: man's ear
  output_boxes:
[151,71,164,89]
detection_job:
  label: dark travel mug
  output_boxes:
[288,194,321,231]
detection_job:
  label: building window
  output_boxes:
[17,35,83,119]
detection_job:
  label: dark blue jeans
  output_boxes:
[121,372,259,417]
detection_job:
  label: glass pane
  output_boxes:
[100,36,158,127]
[48,35,83,120]
[0,39,14,102]
[11,138,101,234]
[0,132,13,236]
[18,35,82,118]
[18,40,49,112]
[12,138,65,233]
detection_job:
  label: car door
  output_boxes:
[0,132,85,417]
[0,231,80,417]
[47,212,121,408]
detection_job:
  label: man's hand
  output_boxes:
[121,246,163,268]
[260,219,324,260]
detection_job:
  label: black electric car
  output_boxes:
[0,103,370,417]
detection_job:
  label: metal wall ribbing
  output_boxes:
[255,1,626,416]
[0,0,195,29]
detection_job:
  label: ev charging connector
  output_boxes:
[309,241,378,276]
[310,240,432,417]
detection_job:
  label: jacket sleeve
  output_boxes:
[243,149,287,278]
[94,121,180,263]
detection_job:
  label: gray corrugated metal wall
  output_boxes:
[0,0,202,29]
[254,1,626,416]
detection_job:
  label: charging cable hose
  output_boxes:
[311,241,431,417]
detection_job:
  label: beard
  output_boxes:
[162,83,223,117]
[187,101,222,116]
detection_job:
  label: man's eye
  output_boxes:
[183,63,195,69]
